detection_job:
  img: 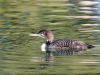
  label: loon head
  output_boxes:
[29,29,54,51]
[29,29,54,43]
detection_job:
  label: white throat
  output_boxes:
[41,43,46,51]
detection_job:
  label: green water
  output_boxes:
[0,0,100,75]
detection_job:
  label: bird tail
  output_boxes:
[86,44,95,49]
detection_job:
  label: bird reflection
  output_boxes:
[45,48,86,62]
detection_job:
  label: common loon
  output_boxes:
[29,29,95,62]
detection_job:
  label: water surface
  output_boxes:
[0,0,100,75]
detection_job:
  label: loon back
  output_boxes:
[47,39,94,50]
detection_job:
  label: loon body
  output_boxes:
[29,29,95,61]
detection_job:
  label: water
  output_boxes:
[0,0,100,75]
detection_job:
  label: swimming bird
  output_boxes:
[29,29,95,62]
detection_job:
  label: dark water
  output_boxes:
[0,0,100,75]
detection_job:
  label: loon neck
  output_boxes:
[46,41,51,46]
[41,41,51,52]
[45,30,54,42]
